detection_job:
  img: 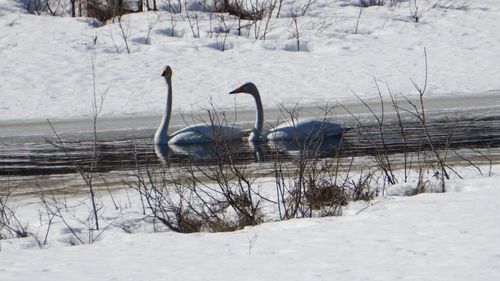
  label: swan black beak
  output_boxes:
[229,86,243,95]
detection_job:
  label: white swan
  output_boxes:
[229,82,343,142]
[154,66,242,145]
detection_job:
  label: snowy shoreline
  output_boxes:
[1,164,499,281]
[2,0,500,122]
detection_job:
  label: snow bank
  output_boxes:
[0,164,499,281]
[1,0,500,123]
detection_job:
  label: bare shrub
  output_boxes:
[164,0,182,13]
[220,1,276,40]
[143,0,159,11]
[26,0,71,16]
[210,14,236,51]
[339,84,398,186]
[350,171,377,201]
[408,0,433,22]
[117,15,132,53]
[0,188,29,240]
[276,0,284,18]
[273,139,376,218]
[108,15,132,53]
[359,0,385,7]
[131,108,265,233]
[131,156,264,233]
[354,6,363,34]
[165,14,179,37]
[248,0,276,39]
[24,0,144,23]
[39,191,93,244]
[304,172,349,211]
[270,104,376,218]
[184,1,201,38]
[45,38,109,238]
[86,0,139,23]
[433,1,471,11]
[338,49,458,194]
[145,12,160,45]
[128,166,204,233]
[289,13,301,51]
[207,0,268,20]
[402,48,450,192]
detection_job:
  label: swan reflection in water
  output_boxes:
[267,135,343,157]
[154,141,265,164]
[155,136,342,165]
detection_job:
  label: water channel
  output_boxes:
[1,92,500,195]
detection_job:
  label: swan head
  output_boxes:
[161,66,173,78]
[229,82,258,97]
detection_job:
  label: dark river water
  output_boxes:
[2,115,500,174]
[1,93,500,194]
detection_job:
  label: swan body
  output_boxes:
[229,82,343,142]
[155,66,242,145]
[267,118,343,141]
[168,125,242,144]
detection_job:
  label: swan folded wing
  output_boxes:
[168,124,242,144]
[321,122,343,137]
[267,119,343,141]
[266,126,295,141]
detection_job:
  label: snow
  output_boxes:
[1,1,500,280]
[1,0,500,123]
[1,165,499,280]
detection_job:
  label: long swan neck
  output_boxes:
[154,76,172,144]
[249,88,264,142]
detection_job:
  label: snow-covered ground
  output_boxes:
[1,0,500,123]
[1,1,500,280]
[1,165,499,280]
